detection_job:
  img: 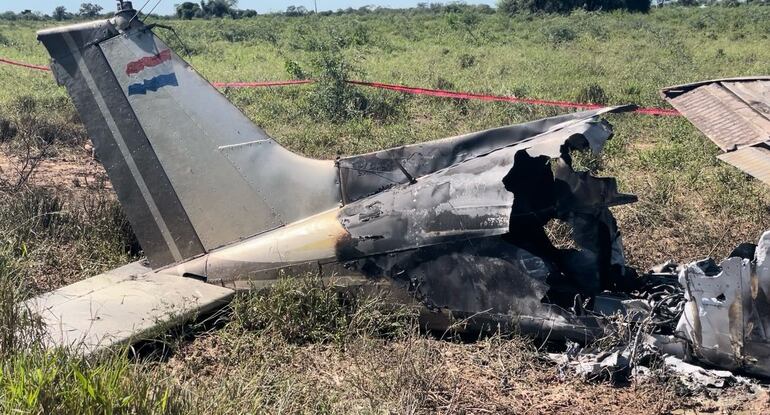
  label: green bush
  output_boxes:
[498,0,650,15]
[543,24,577,45]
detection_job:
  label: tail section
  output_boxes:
[37,8,341,267]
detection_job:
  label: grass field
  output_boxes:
[2,4,770,413]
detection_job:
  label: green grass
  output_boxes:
[1,5,770,413]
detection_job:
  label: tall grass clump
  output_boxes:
[0,189,139,292]
[0,247,42,360]
[0,346,191,414]
[231,274,417,345]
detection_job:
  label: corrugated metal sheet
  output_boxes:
[717,146,770,186]
[666,82,770,151]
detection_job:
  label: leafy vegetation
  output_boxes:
[498,0,652,14]
[0,4,770,412]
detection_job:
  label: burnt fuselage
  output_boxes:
[163,107,637,340]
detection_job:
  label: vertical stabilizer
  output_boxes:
[37,4,341,267]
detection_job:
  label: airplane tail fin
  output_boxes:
[37,11,341,267]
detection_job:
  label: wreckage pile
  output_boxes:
[544,229,770,392]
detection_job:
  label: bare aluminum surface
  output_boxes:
[26,261,234,354]
[717,146,770,187]
[662,78,770,152]
[677,257,750,372]
[99,29,342,250]
[676,231,770,378]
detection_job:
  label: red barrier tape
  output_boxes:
[212,79,313,88]
[346,80,681,117]
[1,56,680,116]
[0,57,51,71]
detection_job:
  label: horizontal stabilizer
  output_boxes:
[26,261,234,354]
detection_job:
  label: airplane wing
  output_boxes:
[26,261,234,354]
[661,77,770,185]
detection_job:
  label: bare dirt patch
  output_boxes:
[0,147,112,197]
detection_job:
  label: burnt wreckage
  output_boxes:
[27,2,770,378]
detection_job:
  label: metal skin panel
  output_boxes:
[722,80,770,118]
[717,146,770,187]
[662,78,770,152]
[99,30,285,249]
[26,261,234,353]
[37,21,204,267]
[219,140,342,225]
[675,235,770,379]
[336,119,618,259]
[667,84,767,151]
[97,28,341,251]
[338,106,632,203]
[677,258,749,372]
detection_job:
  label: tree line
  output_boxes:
[1,3,105,21]
[0,1,767,21]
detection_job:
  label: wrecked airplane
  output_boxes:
[27,1,770,381]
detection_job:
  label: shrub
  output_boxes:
[498,0,650,14]
[284,59,307,80]
[543,24,577,45]
[309,49,368,122]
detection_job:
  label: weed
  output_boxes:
[458,53,476,68]
[575,83,608,105]
[231,274,417,344]
[284,59,307,79]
